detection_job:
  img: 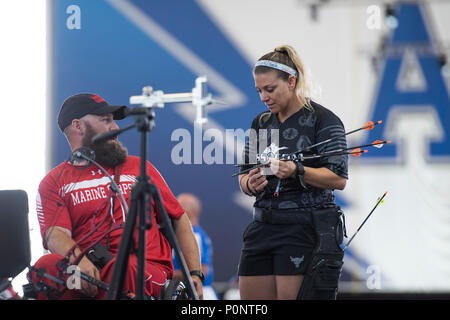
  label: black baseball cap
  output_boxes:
[57,93,128,132]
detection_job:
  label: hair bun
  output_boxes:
[275,48,288,54]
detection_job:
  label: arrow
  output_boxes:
[292,120,382,154]
[233,149,369,177]
[343,191,388,251]
[233,121,384,171]
[306,140,391,159]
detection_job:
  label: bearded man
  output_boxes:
[30,94,203,300]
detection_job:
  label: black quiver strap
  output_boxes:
[297,207,345,300]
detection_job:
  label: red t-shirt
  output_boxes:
[36,156,184,272]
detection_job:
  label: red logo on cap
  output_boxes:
[91,94,105,103]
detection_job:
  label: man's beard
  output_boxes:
[82,123,128,168]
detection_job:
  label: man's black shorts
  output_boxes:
[238,212,316,276]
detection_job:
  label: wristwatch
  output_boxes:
[295,161,305,176]
[295,161,307,189]
[190,270,205,284]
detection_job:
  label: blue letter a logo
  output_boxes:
[363,2,450,163]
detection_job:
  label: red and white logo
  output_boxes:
[91,94,105,103]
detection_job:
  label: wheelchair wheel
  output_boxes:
[158,279,190,300]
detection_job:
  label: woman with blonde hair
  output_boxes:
[238,45,348,300]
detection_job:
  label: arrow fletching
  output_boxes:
[350,148,364,156]
[363,120,382,131]
[372,140,384,148]
[372,140,392,148]
[364,121,375,130]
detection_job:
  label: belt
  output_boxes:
[253,207,310,224]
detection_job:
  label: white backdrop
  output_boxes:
[0,0,46,294]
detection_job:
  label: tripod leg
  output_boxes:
[148,184,199,300]
[106,184,141,300]
[136,191,148,299]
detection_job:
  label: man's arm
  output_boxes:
[172,265,209,282]
[45,226,100,297]
[172,213,203,299]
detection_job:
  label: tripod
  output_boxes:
[97,77,217,300]
[103,107,198,300]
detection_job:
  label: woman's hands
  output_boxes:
[243,159,297,195]
[247,167,268,194]
[268,159,297,179]
[241,158,346,195]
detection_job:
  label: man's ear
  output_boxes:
[71,119,82,132]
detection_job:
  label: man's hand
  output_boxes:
[173,213,203,300]
[45,226,101,298]
[190,275,204,300]
[77,256,101,298]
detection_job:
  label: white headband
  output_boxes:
[254,60,298,77]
